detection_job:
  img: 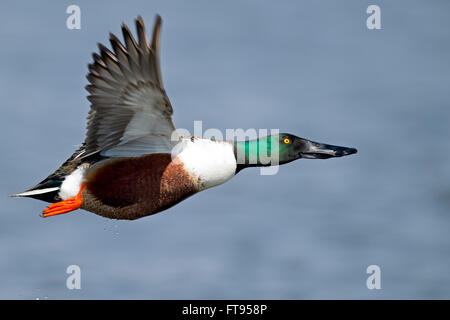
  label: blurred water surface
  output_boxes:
[0,0,449,299]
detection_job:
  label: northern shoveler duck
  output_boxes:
[13,15,357,220]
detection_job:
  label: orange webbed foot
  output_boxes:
[42,183,85,218]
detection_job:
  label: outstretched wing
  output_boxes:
[83,15,177,158]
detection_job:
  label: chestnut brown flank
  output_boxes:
[81,153,198,220]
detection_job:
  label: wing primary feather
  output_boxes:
[135,16,149,51]
[92,53,107,68]
[150,15,163,87]
[120,25,145,81]
[98,43,119,64]
[122,24,140,60]
[151,15,162,52]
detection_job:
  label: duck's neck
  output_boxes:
[233,137,276,172]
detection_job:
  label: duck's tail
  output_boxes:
[11,180,62,202]
[11,144,88,203]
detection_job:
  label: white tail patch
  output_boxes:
[59,167,86,200]
[11,187,60,197]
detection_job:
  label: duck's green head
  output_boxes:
[274,133,357,162]
[234,133,357,171]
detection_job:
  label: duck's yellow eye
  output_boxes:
[283,138,290,144]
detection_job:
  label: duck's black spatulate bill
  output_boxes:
[299,139,357,159]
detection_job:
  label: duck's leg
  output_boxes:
[42,183,85,218]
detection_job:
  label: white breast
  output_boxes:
[174,137,237,190]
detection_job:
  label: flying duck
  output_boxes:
[13,15,357,220]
